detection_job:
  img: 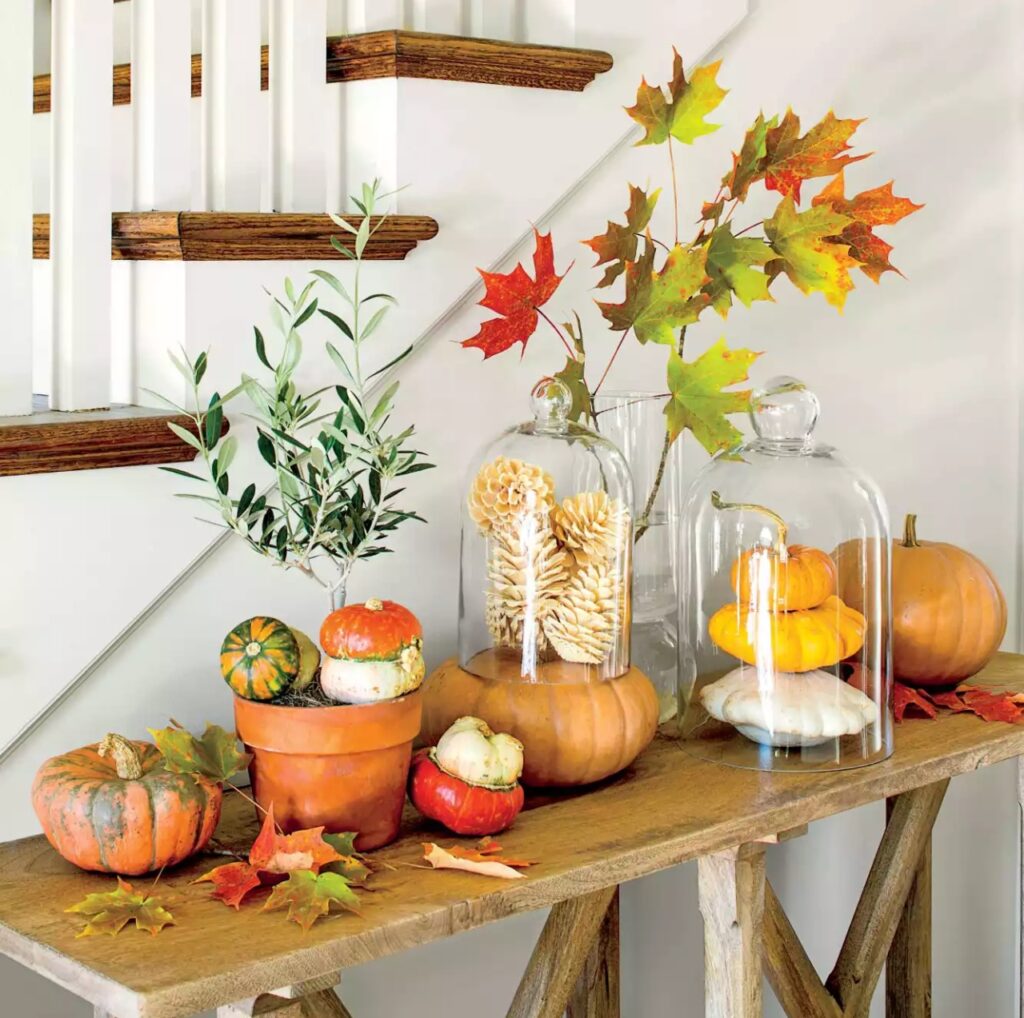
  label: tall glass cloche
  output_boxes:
[421,378,660,788]
[678,377,892,772]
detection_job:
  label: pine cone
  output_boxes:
[468,457,556,536]
[487,516,571,623]
[486,596,552,657]
[543,562,625,665]
[551,491,630,566]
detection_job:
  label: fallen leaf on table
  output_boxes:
[263,871,361,932]
[194,861,264,909]
[248,805,342,875]
[422,843,527,880]
[148,720,251,783]
[894,682,1024,724]
[196,805,351,910]
[66,878,175,938]
[893,683,937,722]
[446,838,536,869]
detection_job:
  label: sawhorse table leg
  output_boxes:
[217,973,353,1018]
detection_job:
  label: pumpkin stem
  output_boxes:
[710,490,789,552]
[98,733,144,780]
[902,513,920,548]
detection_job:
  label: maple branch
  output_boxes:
[536,307,577,360]
[635,325,686,544]
[668,139,680,246]
[592,328,633,397]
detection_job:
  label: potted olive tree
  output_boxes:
[156,181,432,848]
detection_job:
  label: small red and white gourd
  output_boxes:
[409,716,525,836]
[319,599,425,703]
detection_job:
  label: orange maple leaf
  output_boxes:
[811,170,923,281]
[248,805,343,875]
[762,109,869,203]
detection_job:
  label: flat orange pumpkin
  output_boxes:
[320,599,423,660]
[731,543,837,611]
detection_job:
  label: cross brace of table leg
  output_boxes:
[755,778,948,1018]
[216,974,354,1018]
[507,884,620,1018]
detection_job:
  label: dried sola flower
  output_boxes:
[468,457,555,536]
[551,491,630,567]
[487,515,571,622]
[543,562,625,665]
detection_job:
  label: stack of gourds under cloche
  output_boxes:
[700,493,879,748]
[468,455,629,667]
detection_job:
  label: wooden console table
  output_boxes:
[2,654,1024,1018]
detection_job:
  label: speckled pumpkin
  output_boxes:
[220,616,300,700]
[31,734,222,875]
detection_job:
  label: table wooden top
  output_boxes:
[3,654,1024,1018]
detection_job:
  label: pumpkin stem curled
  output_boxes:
[98,733,144,780]
[902,513,920,548]
[710,490,789,553]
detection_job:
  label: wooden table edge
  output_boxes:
[4,721,1020,1018]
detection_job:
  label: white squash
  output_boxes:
[320,643,425,704]
[700,666,879,748]
[434,716,524,788]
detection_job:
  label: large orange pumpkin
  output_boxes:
[835,513,1006,688]
[421,655,659,787]
[31,733,222,875]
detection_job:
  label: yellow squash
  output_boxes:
[708,595,867,672]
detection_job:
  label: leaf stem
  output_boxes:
[668,139,680,246]
[733,220,765,238]
[592,328,633,397]
[536,306,577,360]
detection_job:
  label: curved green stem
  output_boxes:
[710,490,789,551]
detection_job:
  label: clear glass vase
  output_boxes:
[593,392,685,722]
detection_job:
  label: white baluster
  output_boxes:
[269,0,327,212]
[50,0,113,411]
[467,0,518,40]
[0,0,33,416]
[201,0,263,211]
[348,0,405,32]
[408,0,468,34]
[128,0,193,406]
[523,0,575,46]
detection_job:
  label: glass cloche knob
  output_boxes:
[750,376,820,444]
[530,376,572,433]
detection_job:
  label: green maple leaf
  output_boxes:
[722,112,777,201]
[665,338,760,454]
[583,184,661,288]
[598,242,709,345]
[627,51,727,147]
[149,721,251,783]
[263,870,360,932]
[66,878,175,938]
[705,223,774,317]
[553,316,592,424]
[322,833,372,886]
[764,196,857,309]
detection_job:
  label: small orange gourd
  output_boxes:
[708,594,867,672]
[835,513,1006,688]
[713,492,836,611]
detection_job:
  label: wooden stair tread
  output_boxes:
[0,397,226,477]
[32,212,438,262]
[32,30,614,114]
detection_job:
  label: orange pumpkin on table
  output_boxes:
[31,733,222,875]
[835,513,1007,688]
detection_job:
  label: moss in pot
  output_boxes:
[159,180,433,849]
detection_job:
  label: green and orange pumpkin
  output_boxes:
[220,616,302,700]
[31,733,222,875]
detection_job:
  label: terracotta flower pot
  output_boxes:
[234,690,422,851]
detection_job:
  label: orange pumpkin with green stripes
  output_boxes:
[31,734,222,875]
[220,616,300,700]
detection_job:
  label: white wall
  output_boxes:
[3,0,1023,1015]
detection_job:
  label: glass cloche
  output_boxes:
[421,378,660,788]
[678,377,893,772]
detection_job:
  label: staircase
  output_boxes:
[0,0,749,791]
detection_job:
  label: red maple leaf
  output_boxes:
[248,804,342,875]
[893,683,937,722]
[461,229,569,359]
[960,688,1024,724]
[194,861,264,909]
